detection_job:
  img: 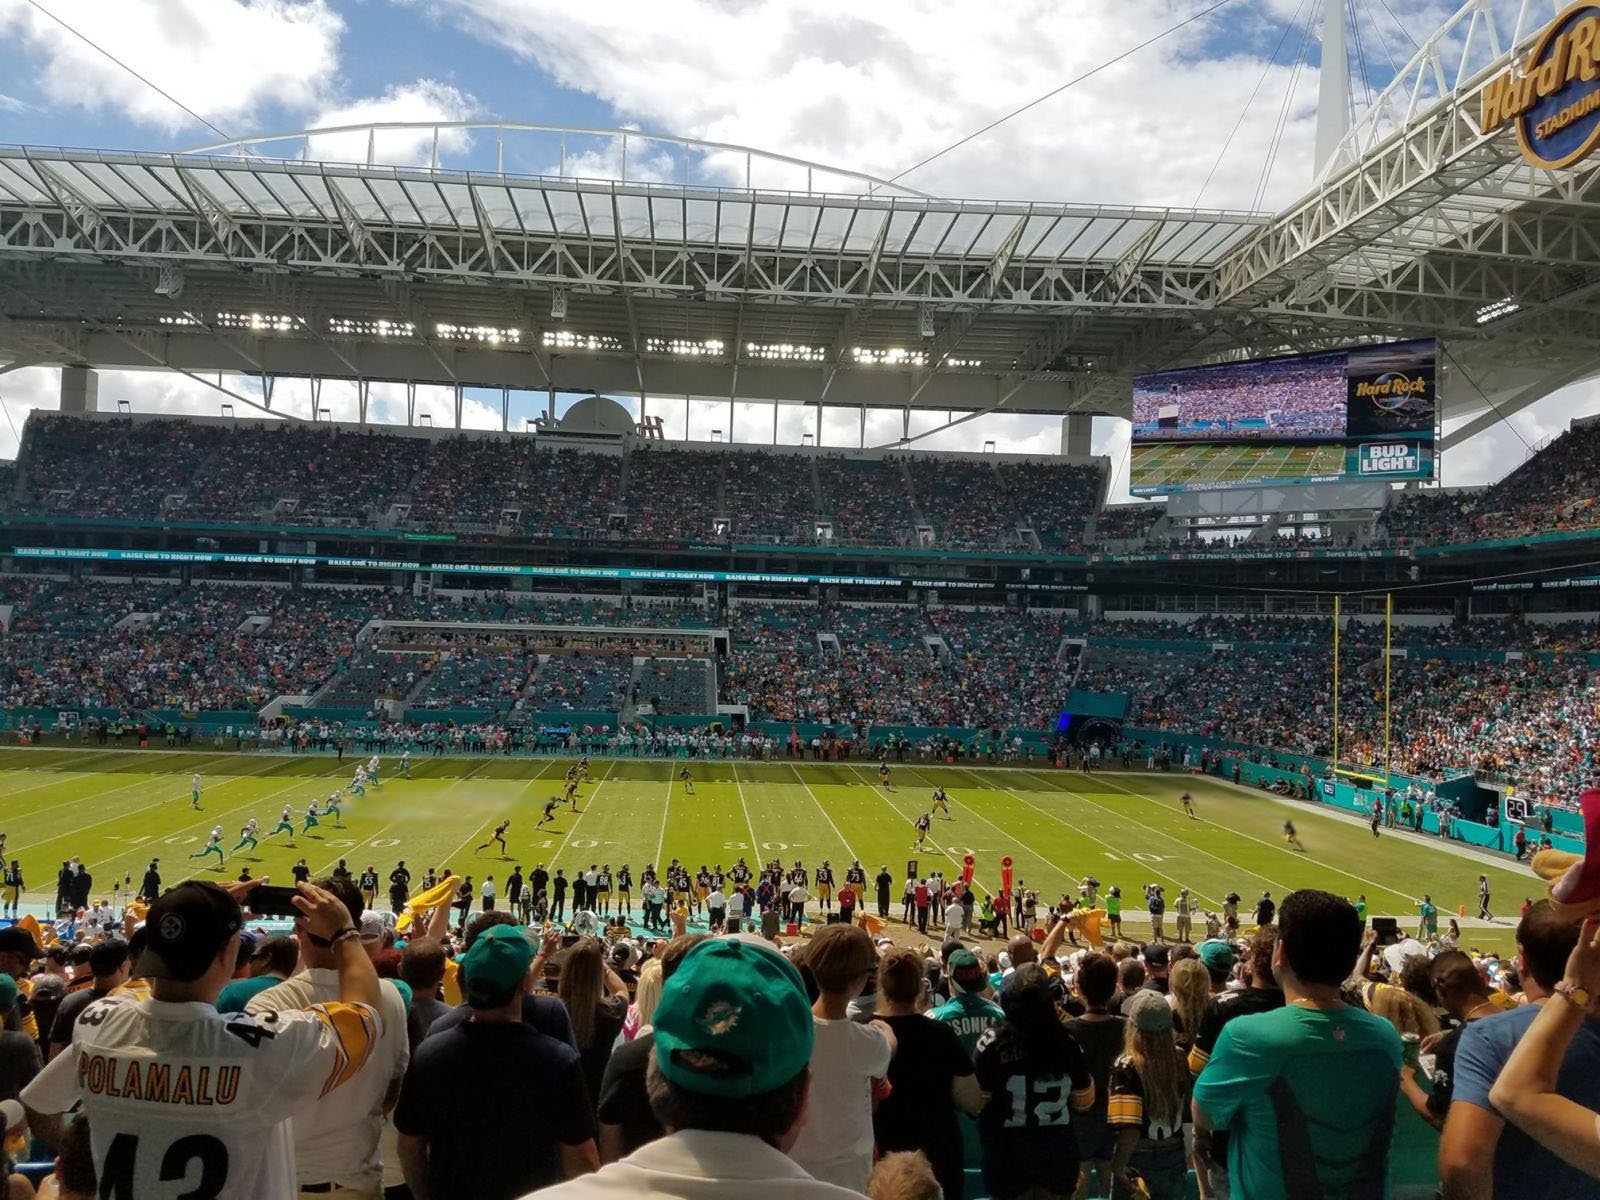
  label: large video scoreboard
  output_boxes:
[1129,339,1437,496]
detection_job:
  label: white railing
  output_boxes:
[179,121,936,200]
[1322,0,1564,178]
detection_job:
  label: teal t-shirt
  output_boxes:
[931,992,1003,1057]
[215,974,282,1014]
[1192,1005,1403,1200]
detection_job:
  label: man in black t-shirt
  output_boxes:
[290,858,311,886]
[875,866,894,919]
[1402,949,1502,1129]
[389,861,411,914]
[1254,891,1275,928]
[396,926,597,1198]
[595,932,710,1160]
[506,866,524,918]
[47,940,130,1060]
[551,870,568,922]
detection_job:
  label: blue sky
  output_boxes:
[0,0,1585,493]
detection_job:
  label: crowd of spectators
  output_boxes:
[21,411,1600,557]
[318,650,431,706]
[1381,421,1600,546]
[623,448,724,542]
[827,604,931,650]
[15,417,216,519]
[0,581,373,711]
[998,461,1103,552]
[410,648,536,713]
[523,449,622,537]
[4,570,1599,800]
[722,450,819,541]
[728,602,824,649]
[903,456,1009,549]
[408,436,538,529]
[814,457,917,545]
[1092,503,1167,545]
[633,658,710,714]
[528,655,632,712]
[21,809,1600,1200]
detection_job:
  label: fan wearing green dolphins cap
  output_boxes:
[532,936,865,1199]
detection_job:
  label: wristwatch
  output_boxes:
[1554,981,1591,1009]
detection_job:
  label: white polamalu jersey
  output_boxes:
[367,757,379,772]
[280,806,293,823]
[208,828,224,847]
[22,988,382,1200]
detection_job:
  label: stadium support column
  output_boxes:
[59,366,98,413]
[1061,414,1091,458]
[1314,0,1352,175]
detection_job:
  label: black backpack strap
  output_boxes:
[1268,1072,1395,1200]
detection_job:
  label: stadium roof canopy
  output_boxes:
[0,0,1595,448]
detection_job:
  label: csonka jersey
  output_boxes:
[23,986,382,1199]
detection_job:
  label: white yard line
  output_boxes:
[1114,770,1530,874]
[911,765,1219,905]
[784,763,859,862]
[846,764,1003,890]
[1036,770,1475,910]
[4,754,285,837]
[432,757,575,875]
[1004,770,1294,900]
[732,766,763,862]
[652,768,673,870]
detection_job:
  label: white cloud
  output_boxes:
[0,0,343,138]
[436,0,1327,209]
[306,80,479,167]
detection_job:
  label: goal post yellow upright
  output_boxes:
[1332,594,1340,772]
[1384,592,1393,783]
[1333,593,1396,790]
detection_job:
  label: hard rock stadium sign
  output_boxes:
[1482,2,1600,169]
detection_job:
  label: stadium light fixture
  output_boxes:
[543,330,624,352]
[551,290,568,320]
[746,341,826,362]
[919,309,935,339]
[1475,297,1521,325]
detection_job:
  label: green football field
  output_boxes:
[1131,441,1347,491]
[0,748,1535,953]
